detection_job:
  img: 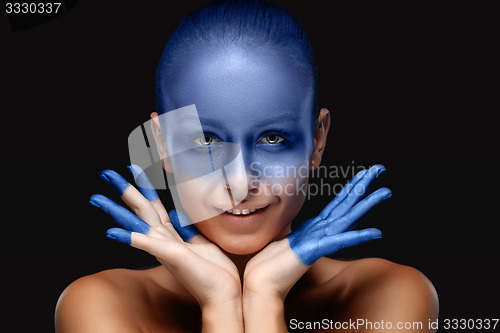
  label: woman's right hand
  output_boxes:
[89,166,242,310]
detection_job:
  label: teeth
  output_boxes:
[224,208,259,215]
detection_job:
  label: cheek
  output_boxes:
[269,169,309,226]
[251,148,311,194]
[191,166,310,254]
[171,171,232,224]
[253,156,310,227]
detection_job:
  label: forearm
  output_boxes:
[201,300,244,333]
[243,293,288,333]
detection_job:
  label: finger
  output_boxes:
[323,187,392,235]
[90,194,150,234]
[288,228,325,266]
[316,228,382,260]
[106,227,132,245]
[295,228,382,266]
[128,164,169,223]
[318,168,367,219]
[101,169,163,227]
[127,164,160,201]
[107,223,179,246]
[169,209,206,244]
[130,231,184,266]
[323,164,386,221]
[291,217,315,234]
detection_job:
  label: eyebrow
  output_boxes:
[198,113,301,130]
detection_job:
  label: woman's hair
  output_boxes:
[156,0,318,115]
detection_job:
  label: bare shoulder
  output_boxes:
[55,269,151,333]
[340,258,438,304]
[333,258,439,332]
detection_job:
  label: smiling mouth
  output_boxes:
[222,208,260,215]
[216,205,268,216]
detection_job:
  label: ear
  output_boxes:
[310,108,331,170]
[150,112,173,173]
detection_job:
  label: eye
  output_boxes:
[193,135,221,146]
[258,134,285,145]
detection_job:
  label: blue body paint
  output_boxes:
[169,209,200,242]
[91,2,392,258]
[89,194,150,235]
[207,145,215,173]
[160,44,316,188]
[128,164,160,201]
[106,227,132,245]
[100,169,131,195]
[288,165,391,266]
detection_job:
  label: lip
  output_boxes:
[215,205,269,228]
[215,202,270,211]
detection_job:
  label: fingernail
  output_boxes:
[384,193,392,200]
[370,228,383,239]
[127,165,135,177]
[106,228,131,245]
[100,173,110,184]
[128,164,143,177]
[377,168,387,176]
[89,200,100,208]
[128,165,159,201]
[100,169,130,195]
[106,233,117,241]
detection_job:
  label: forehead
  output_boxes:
[164,44,314,123]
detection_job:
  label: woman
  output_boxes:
[56,1,438,332]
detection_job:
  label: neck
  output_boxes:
[151,226,293,297]
[224,251,258,283]
[224,225,293,282]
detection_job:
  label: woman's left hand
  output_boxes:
[243,164,391,300]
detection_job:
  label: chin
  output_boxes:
[220,240,267,255]
[192,205,297,256]
[210,232,272,255]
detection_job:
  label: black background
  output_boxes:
[1,1,498,332]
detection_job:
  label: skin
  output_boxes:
[55,45,439,332]
[157,45,318,255]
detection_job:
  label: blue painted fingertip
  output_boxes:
[100,173,111,184]
[367,228,383,239]
[100,169,131,195]
[89,194,151,234]
[127,164,159,201]
[377,168,387,176]
[169,209,200,242]
[106,228,132,245]
[127,165,135,176]
[89,199,100,208]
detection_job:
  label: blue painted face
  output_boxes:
[158,44,318,254]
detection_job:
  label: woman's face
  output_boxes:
[160,44,317,254]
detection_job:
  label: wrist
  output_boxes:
[201,299,244,333]
[243,282,287,304]
[243,292,287,333]
[201,297,243,312]
[243,291,285,313]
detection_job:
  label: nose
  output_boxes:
[222,149,258,205]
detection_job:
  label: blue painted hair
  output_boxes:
[156,0,318,115]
